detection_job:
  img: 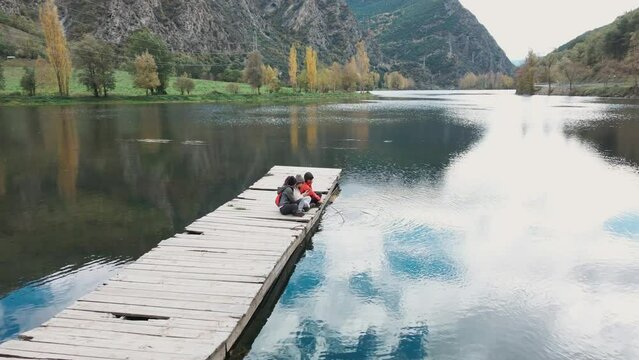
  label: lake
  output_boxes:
[0,91,638,359]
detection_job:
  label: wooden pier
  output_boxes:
[0,165,342,360]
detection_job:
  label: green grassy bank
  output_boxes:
[0,60,374,106]
[536,83,639,98]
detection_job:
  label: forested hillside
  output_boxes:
[516,8,639,96]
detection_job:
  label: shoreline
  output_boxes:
[0,91,376,107]
[535,84,639,98]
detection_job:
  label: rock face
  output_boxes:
[0,0,363,72]
[347,0,514,87]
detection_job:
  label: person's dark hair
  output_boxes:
[304,172,314,181]
[284,176,296,187]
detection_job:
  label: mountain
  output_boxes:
[549,8,639,61]
[0,0,363,73]
[347,0,514,88]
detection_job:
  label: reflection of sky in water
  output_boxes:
[605,212,639,238]
[248,93,639,359]
[0,259,124,341]
[385,224,459,281]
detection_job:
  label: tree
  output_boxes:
[367,72,380,90]
[134,51,161,95]
[220,68,242,82]
[318,67,331,93]
[288,44,298,89]
[74,34,117,97]
[261,64,280,93]
[329,62,342,91]
[243,50,263,94]
[39,0,72,96]
[459,72,479,89]
[354,41,370,92]
[126,29,173,94]
[174,73,195,95]
[539,55,558,95]
[0,62,4,91]
[385,71,411,89]
[305,46,318,92]
[20,67,36,96]
[515,50,538,95]
[342,58,358,91]
[559,57,589,94]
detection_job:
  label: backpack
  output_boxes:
[275,193,282,207]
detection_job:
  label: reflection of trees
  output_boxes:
[352,109,370,149]
[0,161,5,197]
[56,108,79,202]
[576,120,639,166]
[290,106,299,153]
[306,105,318,151]
[138,107,162,153]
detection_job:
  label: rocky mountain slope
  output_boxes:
[1,0,514,88]
[0,0,363,73]
[347,0,514,87]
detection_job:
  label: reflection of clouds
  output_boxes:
[0,259,123,341]
[251,93,639,359]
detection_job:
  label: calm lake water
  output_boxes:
[1,91,638,359]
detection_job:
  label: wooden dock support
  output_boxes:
[0,165,342,360]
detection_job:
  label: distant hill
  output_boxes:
[347,0,514,88]
[549,8,639,62]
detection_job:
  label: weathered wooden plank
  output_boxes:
[79,294,249,314]
[22,328,214,355]
[42,317,226,339]
[0,339,196,360]
[69,302,241,324]
[54,310,227,331]
[0,348,107,360]
[124,263,271,278]
[114,268,266,284]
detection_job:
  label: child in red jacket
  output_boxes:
[299,172,322,207]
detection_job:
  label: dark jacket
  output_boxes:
[276,185,296,207]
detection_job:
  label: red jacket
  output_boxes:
[299,182,321,202]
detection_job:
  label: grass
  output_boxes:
[0,60,373,106]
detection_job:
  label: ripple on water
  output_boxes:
[384,223,460,282]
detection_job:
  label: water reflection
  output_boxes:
[1,94,638,358]
[0,100,478,341]
[247,93,639,360]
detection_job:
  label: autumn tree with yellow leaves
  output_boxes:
[305,46,318,92]
[39,0,72,96]
[134,51,161,95]
[354,41,370,92]
[261,64,280,93]
[288,44,298,89]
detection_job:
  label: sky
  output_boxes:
[459,0,639,61]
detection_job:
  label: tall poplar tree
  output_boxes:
[288,44,298,89]
[354,41,370,92]
[39,0,72,96]
[305,46,318,92]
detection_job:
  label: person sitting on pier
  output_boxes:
[276,176,306,217]
[294,174,312,211]
[300,172,322,207]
